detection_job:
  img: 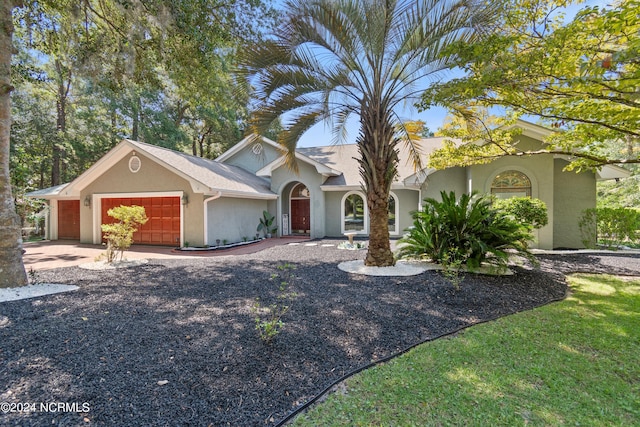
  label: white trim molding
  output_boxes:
[388,191,400,236]
[341,191,368,235]
[91,191,185,247]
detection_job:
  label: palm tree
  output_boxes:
[243,0,494,266]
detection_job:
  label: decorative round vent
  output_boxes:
[129,155,141,173]
[252,143,263,155]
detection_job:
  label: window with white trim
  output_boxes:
[388,192,399,235]
[341,191,367,233]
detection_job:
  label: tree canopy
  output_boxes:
[242,0,495,266]
[2,0,275,286]
[419,0,639,172]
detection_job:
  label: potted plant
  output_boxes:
[257,210,278,238]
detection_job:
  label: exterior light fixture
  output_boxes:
[182,194,189,205]
[84,195,91,207]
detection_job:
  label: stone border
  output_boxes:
[0,284,79,303]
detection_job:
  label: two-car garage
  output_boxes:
[57,196,181,246]
[100,196,181,246]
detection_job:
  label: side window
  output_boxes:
[491,170,531,199]
[388,192,399,235]
[342,192,366,233]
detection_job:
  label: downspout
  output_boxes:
[203,191,222,246]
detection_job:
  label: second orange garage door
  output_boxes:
[101,197,181,246]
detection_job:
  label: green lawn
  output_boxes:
[292,274,640,426]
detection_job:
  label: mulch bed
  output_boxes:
[1,241,638,426]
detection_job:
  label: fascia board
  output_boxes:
[320,183,410,191]
[216,190,278,200]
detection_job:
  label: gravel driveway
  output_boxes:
[1,240,638,426]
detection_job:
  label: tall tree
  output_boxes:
[419,0,639,171]
[243,0,494,266]
[1,0,28,288]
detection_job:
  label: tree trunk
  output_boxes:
[52,59,70,186]
[358,107,398,267]
[365,185,394,266]
[132,95,140,141]
[0,0,28,288]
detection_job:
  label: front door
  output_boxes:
[291,199,310,233]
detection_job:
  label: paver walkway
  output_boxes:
[22,236,311,270]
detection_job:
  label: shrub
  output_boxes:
[493,197,548,230]
[257,210,277,237]
[252,263,297,344]
[397,191,534,272]
[579,207,640,249]
[100,205,148,262]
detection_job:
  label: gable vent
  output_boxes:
[129,155,141,173]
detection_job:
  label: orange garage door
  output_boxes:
[58,200,80,240]
[101,197,181,246]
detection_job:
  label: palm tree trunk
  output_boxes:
[366,185,394,266]
[358,108,398,267]
[0,0,28,288]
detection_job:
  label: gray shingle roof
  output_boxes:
[25,183,69,198]
[126,140,275,197]
[298,138,447,186]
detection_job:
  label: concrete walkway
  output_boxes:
[22,236,311,271]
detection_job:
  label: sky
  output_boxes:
[270,0,610,148]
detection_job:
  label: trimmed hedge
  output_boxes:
[579,207,640,248]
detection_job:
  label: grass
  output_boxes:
[292,274,640,426]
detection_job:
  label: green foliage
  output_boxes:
[597,166,640,209]
[257,210,277,237]
[492,197,548,230]
[579,207,640,249]
[100,205,148,263]
[420,0,640,171]
[10,0,276,217]
[397,191,533,271]
[440,248,465,290]
[252,263,297,344]
[292,274,640,426]
[242,0,495,266]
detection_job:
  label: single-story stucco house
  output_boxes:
[28,120,628,249]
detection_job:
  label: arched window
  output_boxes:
[291,183,310,199]
[388,192,399,235]
[491,170,531,198]
[342,192,367,233]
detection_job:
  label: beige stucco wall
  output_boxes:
[79,151,204,246]
[421,167,467,200]
[553,159,596,248]
[206,197,269,244]
[467,136,555,249]
[271,160,326,238]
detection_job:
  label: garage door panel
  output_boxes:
[101,196,180,246]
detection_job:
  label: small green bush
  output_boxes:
[252,263,297,344]
[493,197,548,230]
[579,207,640,249]
[397,191,534,272]
[257,210,277,237]
[100,205,148,262]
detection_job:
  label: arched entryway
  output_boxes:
[289,183,310,235]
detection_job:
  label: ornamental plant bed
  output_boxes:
[1,241,638,426]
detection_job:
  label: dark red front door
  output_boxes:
[58,200,80,239]
[291,199,310,233]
